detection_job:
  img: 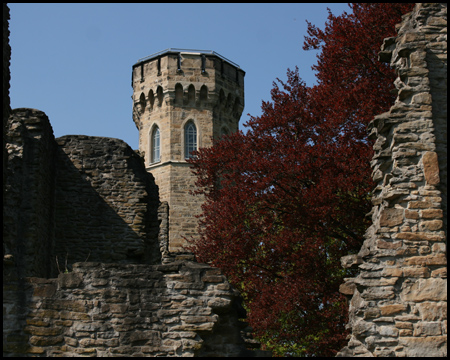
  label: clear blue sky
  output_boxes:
[8,3,351,150]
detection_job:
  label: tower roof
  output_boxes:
[134,48,241,69]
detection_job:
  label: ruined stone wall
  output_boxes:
[338,3,447,357]
[54,135,161,269]
[4,109,57,279]
[4,261,262,357]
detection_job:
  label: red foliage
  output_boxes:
[188,3,414,356]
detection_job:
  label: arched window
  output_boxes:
[139,93,146,113]
[151,126,160,163]
[199,85,208,106]
[184,122,197,159]
[188,84,195,105]
[175,83,183,105]
[156,86,163,107]
[148,89,155,109]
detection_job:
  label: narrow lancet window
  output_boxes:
[184,122,197,159]
[152,126,160,163]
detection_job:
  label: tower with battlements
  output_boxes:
[131,48,245,253]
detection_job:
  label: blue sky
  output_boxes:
[8,3,351,150]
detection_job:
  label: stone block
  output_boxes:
[380,304,408,316]
[419,219,443,231]
[355,277,398,287]
[404,253,447,266]
[340,281,356,296]
[341,254,363,269]
[400,336,447,357]
[353,319,376,336]
[413,321,443,337]
[26,319,50,327]
[408,200,434,209]
[405,209,420,219]
[421,208,443,218]
[379,325,399,337]
[422,151,440,185]
[376,240,402,249]
[403,266,431,278]
[361,286,395,300]
[431,268,447,278]
[398,329,413,336]
[394,232,443,241]
[395,321,413,330]
[26,346,45,354]
[416,301,447,321]
[29,335,64,346]
[24,325,62,336]
[379,208,404,226]
[401,278,447,302]
[33,284,57,297]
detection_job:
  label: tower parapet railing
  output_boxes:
[134,48,241,69]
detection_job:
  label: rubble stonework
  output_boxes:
[54,135,161,267]
[3,112,264,356]
[4,262,261,357]
[2,4,267,356]
[337,3,447,357]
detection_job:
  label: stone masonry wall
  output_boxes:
[4,109,57,279]
[54,135,161,269]
[4,261,261,357]
[337,3,447,357]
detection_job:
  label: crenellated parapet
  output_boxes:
[131,49,244,148]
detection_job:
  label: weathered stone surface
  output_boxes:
[422,151,440,185]
[379,304,408,316]
[4,262,265,357]
[401,278,447,302]
[399,336,447,357]
[416,301,447,321]
[341,254,363,269]
[379,208,404,227]
[338,3,447,357]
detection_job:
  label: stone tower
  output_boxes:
[131,48,245,253]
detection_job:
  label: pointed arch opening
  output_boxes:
[184,121,197,159]
[175,83,183,105]
[139,92,146,113]
[156,86,164,107]
[148,89,155,110]
[151,125,161,164]
[199,85,208,106]
[188,84,195,105]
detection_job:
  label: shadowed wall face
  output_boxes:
[54,135,161,269]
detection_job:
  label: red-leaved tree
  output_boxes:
[188,3,414,356]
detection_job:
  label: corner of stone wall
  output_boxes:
[338,3,447,356]
[4,108,57,279]
[158,201,171,262]
[337,3,447,357]
[53,135,161,268]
